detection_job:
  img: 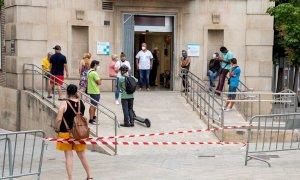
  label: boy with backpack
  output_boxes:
[223,58,240,111]
[119,65,137,127]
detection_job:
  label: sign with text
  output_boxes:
[187,44,200,57]
[96,42,110,55]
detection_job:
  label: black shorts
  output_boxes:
[90,94,100,106]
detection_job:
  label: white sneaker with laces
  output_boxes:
[115,100,120,105]
[224,108,232,112]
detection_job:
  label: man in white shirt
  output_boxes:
[135,43,153,91]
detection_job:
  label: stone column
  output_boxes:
[245,0,274,91]
[5,0,47,90]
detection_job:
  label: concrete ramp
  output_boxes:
[98,91,218,155]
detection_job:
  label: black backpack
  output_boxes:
[125,76,136,94]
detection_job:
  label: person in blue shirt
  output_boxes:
[224,58,240,111]
[215,46,233,96]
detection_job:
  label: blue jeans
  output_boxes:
[115,77,119,100]
[139,69,150,89]
[208,70,218,87]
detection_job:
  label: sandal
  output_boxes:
[86,178,93,180]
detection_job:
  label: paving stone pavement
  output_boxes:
[2,91,300,179]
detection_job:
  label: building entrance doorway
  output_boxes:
[123,14,175,90]
[134,32,173,90]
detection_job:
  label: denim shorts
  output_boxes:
[90,94,100,106]
[228,86,237,99]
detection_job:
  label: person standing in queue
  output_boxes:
[180,49,191,92]
[215,46,233,96]
[48,45,69,100]
[55,84,93,180]
[150,47,159,87]
[136,43,153,91]
[87,60,101,125]
[114,52,131,104]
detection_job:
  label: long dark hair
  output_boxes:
[67,84,78,96]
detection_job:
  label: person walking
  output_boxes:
[87,60,101,125]
[180,49,191,92]
[150,47,159,87]
[215,46,233,96]
[223,58,241,111]
[47,45,69,100]
[55,84,93,180]
[136,43,153,91]
[114,52,131,104]
[79,53,91,92]
[41,52,52,91]
[109,54,119,104]
[119,65,136,127]
[208,52,221,88]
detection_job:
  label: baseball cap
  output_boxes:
[53,45,61,50]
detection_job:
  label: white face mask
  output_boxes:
[213,53,217,59]
[96,66,100,71]
[142,47,146,50]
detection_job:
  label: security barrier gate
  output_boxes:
[0,130,46,179]
[245,113,300,167]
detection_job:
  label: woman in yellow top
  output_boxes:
[41,52,52,90]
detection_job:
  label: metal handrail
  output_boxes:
[179,68,297,141]
[179,68,224,129]
[23,64,119,155]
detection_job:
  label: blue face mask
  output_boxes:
[182,53,187,58]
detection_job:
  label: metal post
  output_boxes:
[37,132,46,180]
[208,94,210,128]
[32,65,34,93]
[192,79,195,111]
[258,94,261,115]
[42,72,44,99]
[294,94,297,113]
[221,97,224,141]
[96,105,99,137]
[53,78,56,108]
[23,64,26,90]
[114,116,118,155]
[197,85,199,108]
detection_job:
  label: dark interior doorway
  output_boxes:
[134,32,173,90]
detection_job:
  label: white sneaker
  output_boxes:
[224,108,232,112]
[115,100,120,105]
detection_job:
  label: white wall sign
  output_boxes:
[187,44,200,57]
[96,42,110,55]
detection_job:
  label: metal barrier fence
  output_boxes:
[245,113,300,167]
[0,130,45,180]
[221,90,297,121]
[179,69,297,140]
[23,64,119,155]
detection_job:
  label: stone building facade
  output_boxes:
[2,0,274,91]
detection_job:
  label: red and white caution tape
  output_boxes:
[54,140,245,146]
[45,125,251,142]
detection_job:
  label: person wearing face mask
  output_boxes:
[135,43,153,91]
[87,60,101,125]
[208,52,221,88]
[215,46,234,96]
[114,52,131,104]
[150,47,160,87]
[180,49,191,92]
